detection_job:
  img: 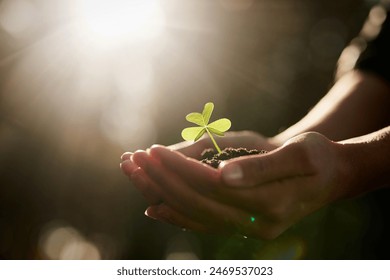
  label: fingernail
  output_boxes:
[121,152,133,161]
[145,208,158,220]
[221,163,243,185]
[145,206,169,222]
[150,145,161,153]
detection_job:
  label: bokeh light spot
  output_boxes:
[39,222,101,260]
[165,233,200,260]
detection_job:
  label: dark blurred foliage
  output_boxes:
[0,0,389,259]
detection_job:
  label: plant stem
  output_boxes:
[206,128,222,154]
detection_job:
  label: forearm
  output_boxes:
[337,126,390,199]
[272,71,390,144]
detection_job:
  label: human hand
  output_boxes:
[120,130,278,205]
[129,132,350,239]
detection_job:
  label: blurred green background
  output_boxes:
[0,0,389,259]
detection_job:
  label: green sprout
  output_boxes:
[181,102,231,154]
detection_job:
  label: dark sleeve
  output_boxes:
[355,9,390,83]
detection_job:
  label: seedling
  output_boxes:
[181,102,231,154]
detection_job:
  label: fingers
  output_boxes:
[131,168,162,205]
[144,146,280,212]
[120,151,139,176]
[149,145,220,193]
[131,149,266,234]
[143,146,284,222]
[121,150,162,205]
[120,159,139,176]
[132,149,219,219]
[130,146,295,239]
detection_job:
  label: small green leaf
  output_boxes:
[186,112,205,126]
[181,127,205,141]
[181,102,231,154]
[194,129,206,141]
[202,102,214,125]
[207,127,225,136]
[208,118,231,132]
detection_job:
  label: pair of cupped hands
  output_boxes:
[120,131,348,240]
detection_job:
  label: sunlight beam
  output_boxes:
[76,0,165,47]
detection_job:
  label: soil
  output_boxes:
[201,147,267,168]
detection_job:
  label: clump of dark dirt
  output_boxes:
[201,147,267,168]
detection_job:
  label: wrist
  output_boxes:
[336,127,390,199]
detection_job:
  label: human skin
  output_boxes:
[120,71,390,239]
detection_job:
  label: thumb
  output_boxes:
[220,145,312,187]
